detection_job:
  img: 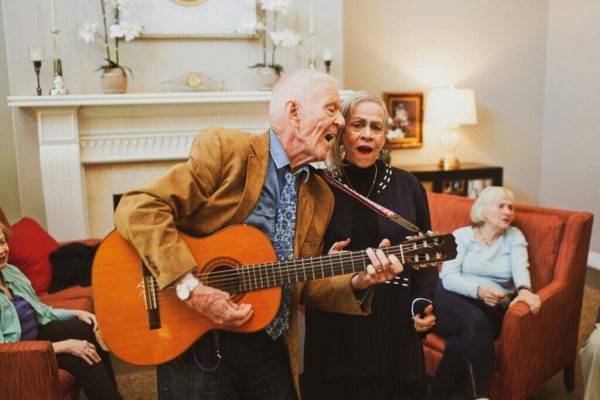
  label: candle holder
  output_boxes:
[322,48,332,74]
[49,0,68,95]
[33,61,42,96]
[28,46,43,96]
[50,58,68,95]
[307,32,317,70]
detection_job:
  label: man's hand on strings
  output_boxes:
[351,238,404,290]
[180,273,253,327]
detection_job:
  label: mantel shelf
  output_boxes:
[7,90,354,108]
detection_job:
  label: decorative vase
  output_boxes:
[256,67,280,91]
[101,67,128,94]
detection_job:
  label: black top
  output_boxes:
[304,160,438,382]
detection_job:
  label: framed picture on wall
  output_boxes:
[383,92,424,149]
[131,0,258,39]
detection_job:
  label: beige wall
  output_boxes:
[343,0,549,205]
[540,0,600,252]
[0,3,20,222]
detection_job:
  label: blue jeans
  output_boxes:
[430,288,506,400]
[157,330,296,400]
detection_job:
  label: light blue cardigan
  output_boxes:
[440,226,531,299]
[0,264,74,343]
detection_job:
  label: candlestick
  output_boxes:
[49,0,68,95]
[29,46,44,95]
[50,0,60,59]
[323,48,332,74]
[307,3,316,70]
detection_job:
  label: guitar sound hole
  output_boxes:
[204,259,244,302]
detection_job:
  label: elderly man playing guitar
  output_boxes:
[111,69,405,400]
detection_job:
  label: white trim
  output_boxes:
[7,90,355,108]
[588,251,600,271]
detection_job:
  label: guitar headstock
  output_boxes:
[400,232,457,269]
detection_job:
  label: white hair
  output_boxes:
[268,69,340,121]
[470,186,515,225]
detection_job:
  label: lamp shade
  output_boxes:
[425,88,477,126]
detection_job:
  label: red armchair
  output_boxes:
[423,193,594,399]
[0,206,97,399]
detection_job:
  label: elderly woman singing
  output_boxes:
[430,186,541,400]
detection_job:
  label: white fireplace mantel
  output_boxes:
[7,91,352,241]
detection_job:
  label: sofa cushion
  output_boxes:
[8,218,59,294]
[512,212,564,289]
[427,193,473,233]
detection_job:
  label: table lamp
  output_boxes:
[425,87,477,170]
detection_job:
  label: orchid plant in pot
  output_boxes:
[237,0,302,90]
[78,0,142,94]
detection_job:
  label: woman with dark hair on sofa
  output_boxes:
[430,186,541,400]
[0,222,122,400]
[303,91,438,400]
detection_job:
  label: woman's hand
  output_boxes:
[510,288,542,314]
[53,339,101,365]
[328,238,351,254]
[477,286,506,307]
[72,309,98,332]
[413,304,436,333]
[351,239,404,290]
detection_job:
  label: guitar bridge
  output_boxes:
[141,262,161,330]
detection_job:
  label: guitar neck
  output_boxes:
[236,245,409,292]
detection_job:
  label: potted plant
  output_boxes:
[78,0,142,94]
[237,0,302,90]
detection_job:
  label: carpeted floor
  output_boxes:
[106,268,600,399]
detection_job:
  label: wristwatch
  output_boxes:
[176,276,200,301]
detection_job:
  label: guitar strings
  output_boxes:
[145,241,448,302]
[149,254,450,307]
[153,241,441,290]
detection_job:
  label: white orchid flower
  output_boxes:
[121,21,143,41]
[260,0,291,15]
[109,24,125,39]
[269,29,302,47]
[78,21,99,43]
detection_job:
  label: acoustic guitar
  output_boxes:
[92,224,456,366]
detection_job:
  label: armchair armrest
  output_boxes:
[0,341,61,400]
[496,281,571,395]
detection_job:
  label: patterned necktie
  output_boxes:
[265,167,297,340]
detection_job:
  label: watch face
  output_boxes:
[176,285,190,300]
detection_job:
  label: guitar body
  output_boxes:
[92,225,281,366]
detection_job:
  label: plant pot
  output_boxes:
[101,67,128,94]
[256,67,280,91]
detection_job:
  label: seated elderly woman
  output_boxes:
[0,222,122,400]
[429,186,541,400]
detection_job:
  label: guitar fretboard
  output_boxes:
[204,242,443,294]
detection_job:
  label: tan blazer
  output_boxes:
[114,128,369,397]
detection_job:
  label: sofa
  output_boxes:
[0,205,98,400]
[424,192,594,399]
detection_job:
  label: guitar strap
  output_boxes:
[317,170,421,233]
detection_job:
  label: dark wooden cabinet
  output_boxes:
[396,163,503,197]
